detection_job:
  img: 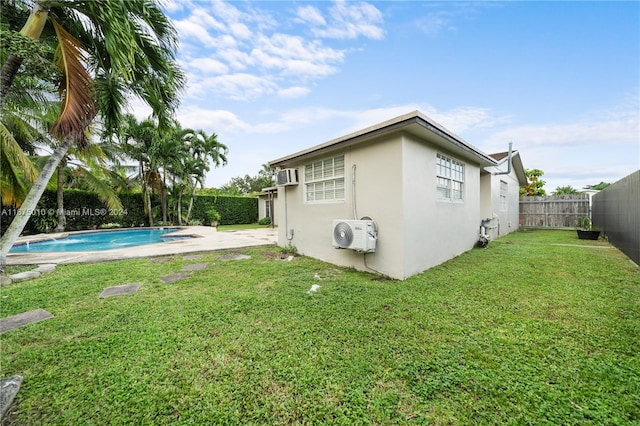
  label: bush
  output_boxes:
[258,217,271,226]
[190,195,258,225]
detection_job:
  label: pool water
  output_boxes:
[10,228,190,253]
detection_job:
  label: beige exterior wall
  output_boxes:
[402,135,481,278]
[275,135,406,278]
[257,194,278,225]
[481,162,522,240]
[275,132,486,280]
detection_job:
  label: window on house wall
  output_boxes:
[436,153,465,201]
[265,200,271,218]
[305,154,345,203]
[500,180,508,211]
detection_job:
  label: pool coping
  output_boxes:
[6,226,278,266]
[10,226,198,248]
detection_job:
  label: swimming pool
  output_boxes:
[10,228,190,253]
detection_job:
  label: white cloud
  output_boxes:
[414,11,456,36]
[187,73,277,101]
[278,86,311,98]
[306,1,385,40]
[229,22,252,39]
[173,20,218,47]
[295,5,326,26]
[177,107,249,134]
[169,1,384,102]
[187,57,229,74]
[483,113,639,149]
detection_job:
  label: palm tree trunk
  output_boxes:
[145,177,153,227]
[0,56,24,109]
[0,138,72,270]
[139,160,153,226]
[186,184,196,224]
[177,189,183,225]
[162,170,167,226]
[0,2,49,109]
[54,160,66,232]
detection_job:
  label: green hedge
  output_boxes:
[190,195,258,225]
[1,190,257,235]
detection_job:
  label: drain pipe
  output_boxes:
[352,164,358,220]
[284,186,293,241]
[494,142,513,175]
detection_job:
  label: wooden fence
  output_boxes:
[519,194,590,228]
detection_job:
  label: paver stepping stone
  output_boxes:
[0,375,23,419]
[0,309,53,334]
[149,257,173,263]
[9,270,41,283]
[0,276,12,286]
[99,283,141,299]
[33,264,56,274]
[158,272,191,283]
[219,254,251,261]
[181,263,208,271]
[183,255,203,260]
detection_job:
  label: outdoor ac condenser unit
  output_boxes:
[276,169,298,186]
[332,219,377,253]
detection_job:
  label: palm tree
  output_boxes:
[150,129,182,225]
[120,115,160,226]
[0,0,184,269]
[0,74,49,206]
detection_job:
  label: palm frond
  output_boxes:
[72,167,123,211]
[50,19,96,145]
[0,121,38,205]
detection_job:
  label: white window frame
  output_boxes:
[265,200,271,218]
[499,180,508,211]
[436,153,465,202]
[304,154,345,203]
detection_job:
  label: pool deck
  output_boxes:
[6,226,278,266]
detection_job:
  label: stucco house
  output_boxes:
[268,111,526,280]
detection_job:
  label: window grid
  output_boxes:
[305,155,345,203]
[436,153,465,201]
[500,180,508,211]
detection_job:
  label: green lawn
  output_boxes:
[1,230,638,425]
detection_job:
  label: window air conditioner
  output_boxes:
[276,169,298,186]
[332,219,377,253]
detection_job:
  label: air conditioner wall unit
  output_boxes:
[276,168,298,186]
[332,219,377,253]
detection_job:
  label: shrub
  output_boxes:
[258,217,271,226]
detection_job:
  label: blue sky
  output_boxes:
[134,0,639,192]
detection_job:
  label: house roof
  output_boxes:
[269,110,498,168]
[490,151,510,161]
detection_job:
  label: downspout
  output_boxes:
[352,164,358,220]
[493,142,513,176]
[284,186,293,241]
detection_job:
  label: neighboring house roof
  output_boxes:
[489,150,528,186]
[269,111,498,168]
[256,186,278,197]
[489,151,510,161]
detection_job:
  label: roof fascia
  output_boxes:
[269,111,497,168]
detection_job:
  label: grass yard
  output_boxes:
[1,230,638,425]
